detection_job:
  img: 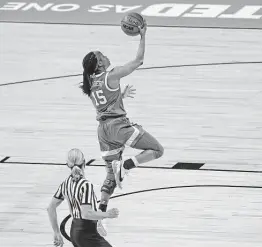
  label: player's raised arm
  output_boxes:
[109,20,147,82]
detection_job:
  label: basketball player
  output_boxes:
[80,19,164,213]
[47,149,119,247]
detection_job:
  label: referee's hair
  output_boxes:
[67,149,86,181]
[71,166,83,181]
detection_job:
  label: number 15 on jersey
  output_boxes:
[92,90,107,106]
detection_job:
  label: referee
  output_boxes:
[47,148,119,247]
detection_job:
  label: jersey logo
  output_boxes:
[91,80,103,90]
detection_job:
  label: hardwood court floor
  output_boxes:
[0,164,261,247]
[1,23,262,167]
[0,23,262,247]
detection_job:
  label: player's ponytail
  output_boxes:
[67,148,86,182]
[81,52,98,96]
[82,70,92,96]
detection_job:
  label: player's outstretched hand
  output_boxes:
[138,18,147,37]
[122,84,136,99]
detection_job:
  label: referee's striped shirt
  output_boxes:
[54,176,98,219]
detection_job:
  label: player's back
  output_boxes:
[90,71,126,121]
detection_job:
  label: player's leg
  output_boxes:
[99,156,120,212]
[112,120,164,188]
[124,129,164,169]
[97,120,124,211]
[97,153,122,236]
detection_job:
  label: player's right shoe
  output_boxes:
[112,160,127,189]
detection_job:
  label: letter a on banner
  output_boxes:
[115,5,142,13]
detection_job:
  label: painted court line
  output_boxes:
[1,61,262,87]
[2,157,262,173]
[0,156,10,163]
[60,184,262,242]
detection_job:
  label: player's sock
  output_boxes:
[123,157,138,170]
[99,203,108,212]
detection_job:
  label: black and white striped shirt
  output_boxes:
[54,176,98,219]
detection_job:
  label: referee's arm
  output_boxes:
[47,184,64,245]
[47,197,63,234]
[80,183,109,220]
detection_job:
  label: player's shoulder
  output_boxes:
[106,67,121,90]
[107,66,121,84]
[107,66,121,77]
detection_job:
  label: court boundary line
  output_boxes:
[1,61,262,87]
[1,20,262,31]
[2,159,262,174]
[60,184,262,242]
[0,156,10,163]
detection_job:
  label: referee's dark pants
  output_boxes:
[70,219,112,247]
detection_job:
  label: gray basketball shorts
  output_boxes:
[97,117,145,160]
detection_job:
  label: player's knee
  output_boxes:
[155,143,164,159]
[101,179,116,195]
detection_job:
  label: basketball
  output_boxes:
[121,12,144,36]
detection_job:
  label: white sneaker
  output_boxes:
[112,160,126,189]
[97,220,107,236]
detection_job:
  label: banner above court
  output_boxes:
[0,0,262,29]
